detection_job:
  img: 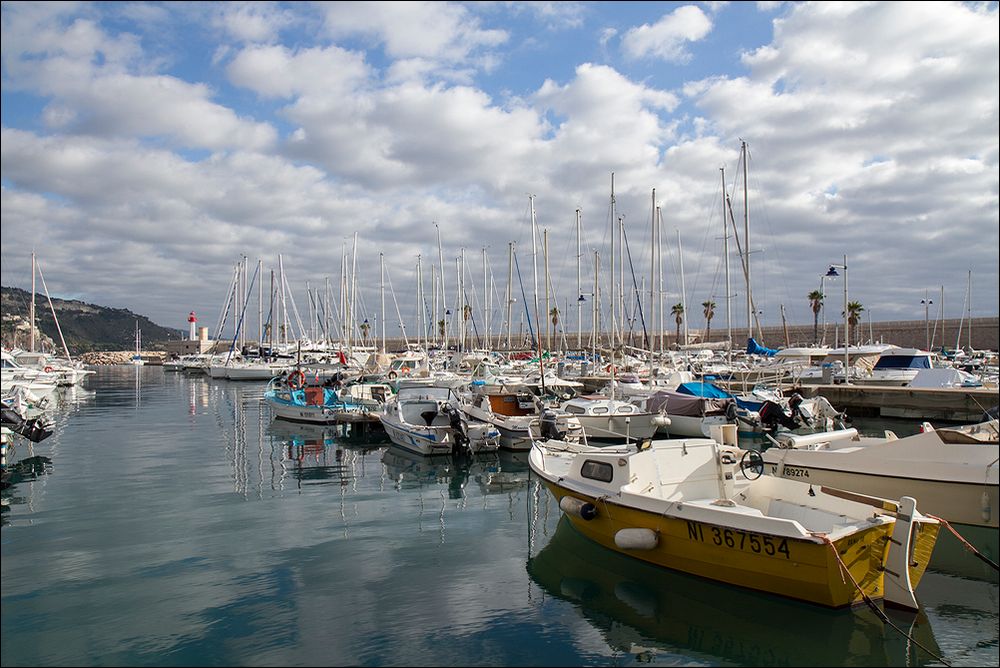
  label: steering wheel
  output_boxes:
[740,449,765,480]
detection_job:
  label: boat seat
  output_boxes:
[767,499,855,534]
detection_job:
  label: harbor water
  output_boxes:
[2,367,997,666]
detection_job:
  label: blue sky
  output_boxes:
[1,1,997,345]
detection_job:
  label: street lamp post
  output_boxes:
[819,274,827,344]
[826,254,849,384]
[921,291,933,350]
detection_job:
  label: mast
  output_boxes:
[506,242,514,350]
[780,304,790,347]
[380,253,386,353]
[592,251,599,363]
[529,195,539,350]
[460,248,466,352]
[677,228,688,346]
[350,232,358,355]
[657,206,664,354]
[576,209,583,349]
[435,222,448,350]
[721,168,732,364]
[30,251,36,352]
[483,246,489,352]
[609,173,616,349]
[742,140,752,341]
[544,228,550,352]
[257,259,263,347]
[416,254,424,351]
[619,215,625,345]
[650,188,656,361]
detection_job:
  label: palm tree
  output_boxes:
[437,319,445,339]
[462,304,472,322]
[846,301,865,342]
[359,320,370,343]
[808,290,824,344]
[549,306,559,329]
[702,300,716,341]
[671,303,684,347]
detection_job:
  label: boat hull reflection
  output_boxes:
[527,517,942,667]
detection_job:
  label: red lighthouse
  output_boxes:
[188,312,197,341]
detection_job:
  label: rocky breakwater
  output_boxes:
[80,351,167,365]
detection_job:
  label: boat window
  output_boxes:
[580,460,614,483]
[592,407,609,414]
[565,404,585,414]
[874,355,931,370]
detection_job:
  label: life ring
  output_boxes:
[400,366,411,376]
[287,370,306,390]
[388,370,398,380]
[44,366,54,373]
[605,364,617,374]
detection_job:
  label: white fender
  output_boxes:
[614,527,659,550]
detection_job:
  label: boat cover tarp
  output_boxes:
[647,390,733,417]
[746,337,778,356]
[676,381,733,399]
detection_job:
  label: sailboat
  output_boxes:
[131,320,144,366]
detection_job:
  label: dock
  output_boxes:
[790,384,997,423]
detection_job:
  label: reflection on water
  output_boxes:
[527,516,943,667]
[1,367,997,667]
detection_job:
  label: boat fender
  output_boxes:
[614,528,659,550]
[651,415,671,428]
[44,366,54,373]
[559,496,598,520]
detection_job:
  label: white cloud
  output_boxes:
[621,5,713,62]
[1,1,996,329]
[209,2,298,43]
[319,1,508,65]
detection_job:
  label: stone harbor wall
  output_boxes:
[80,351,168,365]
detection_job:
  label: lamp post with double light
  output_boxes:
[826,255,849,384]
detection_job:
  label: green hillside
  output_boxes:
[1,286,185,354]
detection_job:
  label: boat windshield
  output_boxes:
[397,386,453,402]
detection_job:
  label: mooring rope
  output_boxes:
[817,535,951,666]
[926,513,999,571]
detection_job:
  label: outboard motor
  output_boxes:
[442,404,471,457]
[758,400,800,433]
[539,409,564,441]
[1,405,53,443]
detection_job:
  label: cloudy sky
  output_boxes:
[2,1,997,343]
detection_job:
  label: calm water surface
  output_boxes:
[2,367,997,666]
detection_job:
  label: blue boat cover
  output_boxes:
[677,381,733,399]
[746,337,778,356]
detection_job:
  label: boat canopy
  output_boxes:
[746,337,778,356]
[646,390,732,417]
[676,381,732,400]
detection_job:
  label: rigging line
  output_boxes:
[226,261,261,364]
[688,184,725,312]
[512,249,536,347]
[621,224,650,350]
[383,263,410,348]
[745,149,799,326]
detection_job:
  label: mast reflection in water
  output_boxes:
[0,367,995,667]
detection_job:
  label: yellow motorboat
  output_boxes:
[528,432,940,609]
